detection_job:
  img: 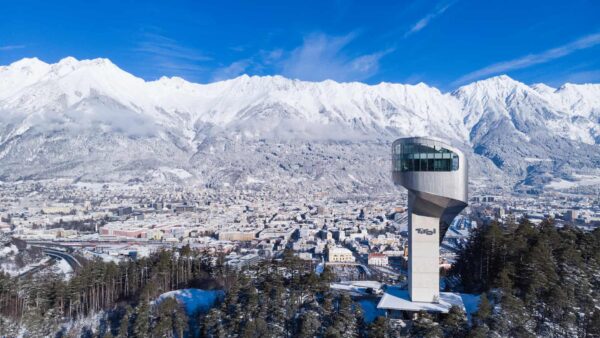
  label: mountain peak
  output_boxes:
[453,74,531,99]
[54,56,118,70]
[8,57,48,68]
[57,56,79,66]
[474,74,522,87]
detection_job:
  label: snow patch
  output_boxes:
[156,288,224,314]
[0,244,18,258]
[358,299,386,323]
[547,174,600,189]
[51,258,73,280]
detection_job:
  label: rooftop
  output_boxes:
[377,287,480,314]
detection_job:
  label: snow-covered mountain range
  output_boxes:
[0,57,598,192]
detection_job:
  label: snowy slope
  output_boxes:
[156,289,224,314]
[0,57,598,191]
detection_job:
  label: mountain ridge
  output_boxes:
[0,57,598,192]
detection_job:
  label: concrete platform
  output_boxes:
[377,287,475,313]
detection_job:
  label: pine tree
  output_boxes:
[440,306,467,338]
[489,293,532,337]
[412,311,442,338]
[466,324,489,338]
[132,300,150,338]
[222,274,242,333]
[368,316,389,338]
[172,305,188,338]
[203,308,225,338]
[324,326,343,338]
[332,294,359,337]
[586,309,600,338]
[298,310,321,338]
[473,293,491,325]
[117,305,132,338]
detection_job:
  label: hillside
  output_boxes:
[0,57,599,193]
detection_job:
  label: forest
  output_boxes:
[451,218,600,337]
[0,218,599,337]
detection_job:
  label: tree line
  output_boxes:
[1,218,599,337]
[451,218,600,337]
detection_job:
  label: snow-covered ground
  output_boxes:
[81,249,123,263]
[330,280,383,296]
[156,288,224,315]
[377,287,481,315]
[0,256,51,276]
[50,258,73,280]
[358,299,386,323]
[0,244,18,258]
[0,57,599,190]
[315,261,324,275]
[460,293,481,320]
[546,174,600,189]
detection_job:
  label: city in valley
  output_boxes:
[2,178,597,281]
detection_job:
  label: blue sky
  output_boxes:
[1,0,599,89]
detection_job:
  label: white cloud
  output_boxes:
[212,59,251,81]
[135,33,211,62]
[280,33,390,82]
[134,33,210,80]
[562,69,600,84]
[454,32,600,85]
[0,45,25,51]
[404,2,454,37]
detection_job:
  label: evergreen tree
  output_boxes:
[203,308,225,338]
[298,310,321,338]
[117,305,132,338]
[132,300,150,338]
[586,309,600,338]
[324,326,343,338]
[466,324,489,338]
[412,311,442,338]
[332,294,359,337]
[473,293,491,325]
[172,304,188,338]
[440,306,467,338]
[368,316,389,338]
[489,293,532,337]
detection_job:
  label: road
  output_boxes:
[42,248,83,269]
[26,242,84,271]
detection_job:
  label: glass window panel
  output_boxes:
[394,142,459,172]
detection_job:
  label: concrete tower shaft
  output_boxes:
[392,137,468,303]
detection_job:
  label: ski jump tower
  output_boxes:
[392,137,468,303]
